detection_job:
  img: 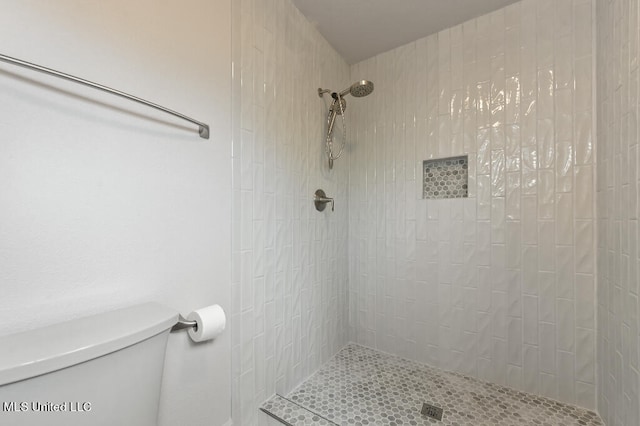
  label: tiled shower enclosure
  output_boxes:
[226,0,624,424]
[349,0,595,410]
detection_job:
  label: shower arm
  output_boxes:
[338,87,351,97]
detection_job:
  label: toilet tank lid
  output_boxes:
[0,302,178,387]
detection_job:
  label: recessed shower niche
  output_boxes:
[423,155,468,199]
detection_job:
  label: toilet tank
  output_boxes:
[0,303,178,426]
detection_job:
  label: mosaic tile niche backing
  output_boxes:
[423,156,468,199]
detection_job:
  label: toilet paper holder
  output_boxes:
[172,314,198,331]
[170,304,226,342]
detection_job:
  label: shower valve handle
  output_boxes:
[314,189,334,212]
[316,196,334,211]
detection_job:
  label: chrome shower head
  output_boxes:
[339,80,374,98]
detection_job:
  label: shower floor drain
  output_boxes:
[421,402,444,421]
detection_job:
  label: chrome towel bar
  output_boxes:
[0,53,210,139]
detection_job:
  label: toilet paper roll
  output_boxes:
[187,304,226,342]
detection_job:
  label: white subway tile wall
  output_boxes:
[596,0,640,425]
[348,0,596,409]
[231,0,350,424]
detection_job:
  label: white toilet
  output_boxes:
[0,302,178,426]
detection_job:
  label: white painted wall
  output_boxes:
[0,1,232,425]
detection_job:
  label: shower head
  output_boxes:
[339,80,374,98]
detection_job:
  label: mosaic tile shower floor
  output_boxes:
[261,344,603,426]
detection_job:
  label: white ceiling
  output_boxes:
[292,0,521,64]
